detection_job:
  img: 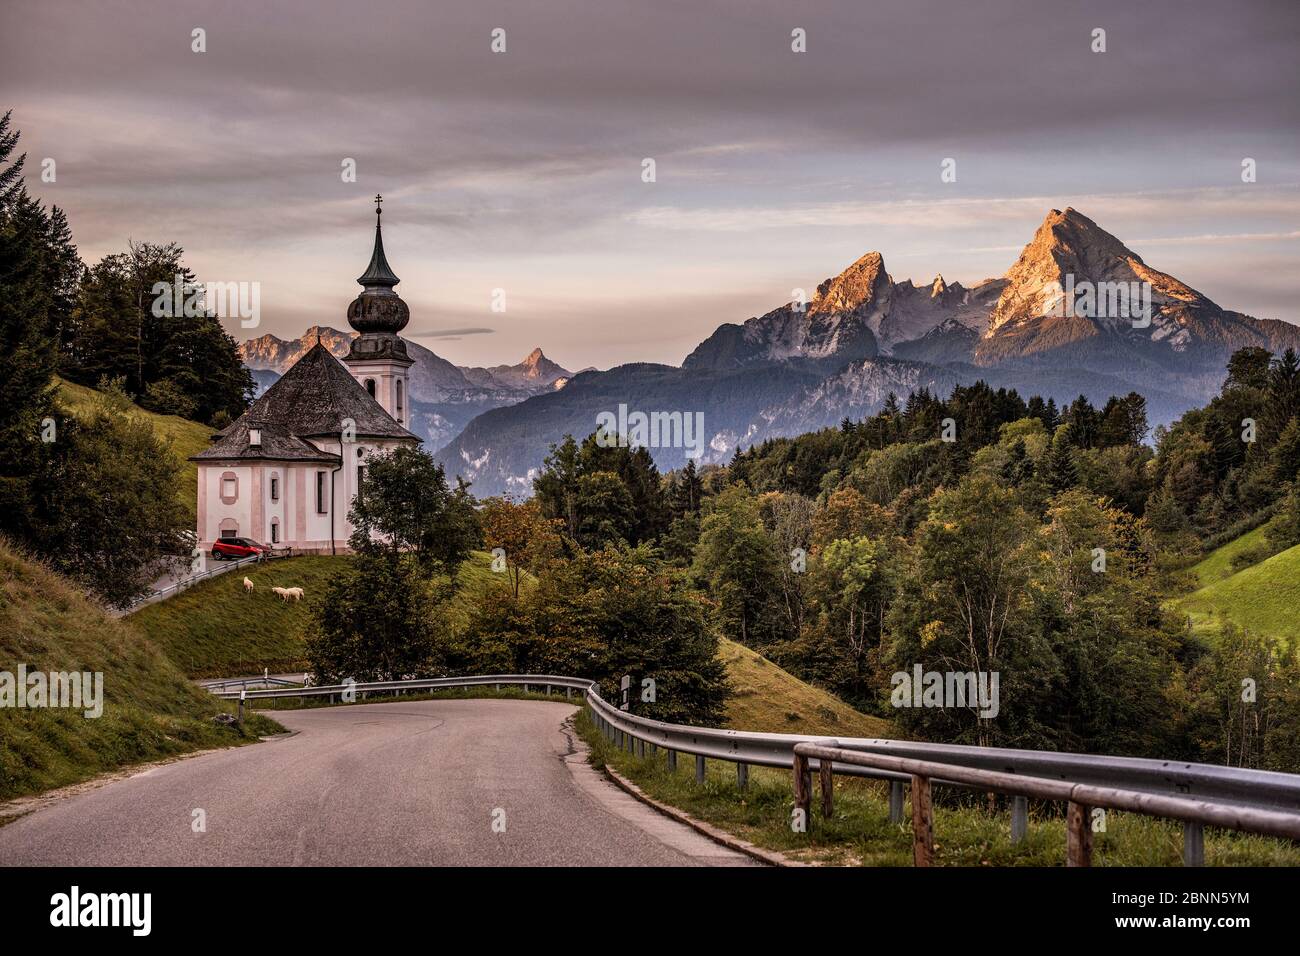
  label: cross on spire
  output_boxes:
[374,193,383,217]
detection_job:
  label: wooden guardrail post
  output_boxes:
[737,762,748,791]
[1011,795,1028,844]
[1067,801,1093,866]
[819,758,834,818]
[911,774,934,865]
[1183,821,1204,866]
[695,755,706,784]
[889,780,905,824]
[793,752,812,825]
[667,749,677,771]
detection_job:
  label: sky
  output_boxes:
[2,0,1297,372]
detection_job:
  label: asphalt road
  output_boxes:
[0,699,754,867]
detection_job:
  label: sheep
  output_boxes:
[243,576,254,593]
[271,586,292,602]
[271,586,304,603]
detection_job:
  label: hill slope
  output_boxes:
[126,551,889,736]
[54,377,211,525]
[718,637,891,737]
[1173,543,1300,648]
[128,556,348,678]
[1188,524,1273,588]
[0,539,274,800]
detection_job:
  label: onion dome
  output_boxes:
[346,194,410,335]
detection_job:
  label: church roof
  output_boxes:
[192,342,418,462]
[192,419,341,464]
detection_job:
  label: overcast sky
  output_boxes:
[2,0,1297,370]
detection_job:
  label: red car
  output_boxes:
[211,537,269,561]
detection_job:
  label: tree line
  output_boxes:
[0,110,252,605]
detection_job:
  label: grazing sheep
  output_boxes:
[271,586,304,603]
[243,576,254,593]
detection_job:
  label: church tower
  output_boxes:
[344,195,415,426]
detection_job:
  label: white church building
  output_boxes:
[192,199,420,555]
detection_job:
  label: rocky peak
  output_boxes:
[987,207,1206,335]
[931,274,947,297]
[809,251,890,316]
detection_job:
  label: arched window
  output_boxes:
[396,378,404,421]
[365,378,376,398]
[270,518,280,545]
[219,518,239,540]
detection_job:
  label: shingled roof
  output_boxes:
[191,419,342,463]
[191,342,418,462]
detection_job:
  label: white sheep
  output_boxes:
[272,586,304,603]
[243,576,255,593]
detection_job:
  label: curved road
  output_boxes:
[0,699,754,867]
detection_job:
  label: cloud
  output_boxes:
[407,327,497,339]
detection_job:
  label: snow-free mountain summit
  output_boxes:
[439,208,1300,496]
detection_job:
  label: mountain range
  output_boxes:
[238,329,573,447]
[433,208,1300,496]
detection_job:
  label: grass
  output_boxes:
[127,555,348,678]
[128,550,515,679]
[717,637,891,737]
[1171,543,1300,649]
[54,376,213,526]
[0,537,281,802]
[576,708,1300,866]
[1187,523,1273,587]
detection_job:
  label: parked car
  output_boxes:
[211,537,269,561]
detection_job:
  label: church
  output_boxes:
[192,198,420,556]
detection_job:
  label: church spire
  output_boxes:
[357,193,400,290]
[346,196,410,338]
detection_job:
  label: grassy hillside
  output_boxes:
[127,549,891,737]
[128,556,347,678]
[54,376,211,525]
[1188,523,1272,587]
[718,637,891,737]
[0,538,278,801]
[1173,543,1300,648]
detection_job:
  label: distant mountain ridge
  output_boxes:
[238,328,572,447]
[437,207,1300,496]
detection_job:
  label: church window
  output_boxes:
[316,471,328,514]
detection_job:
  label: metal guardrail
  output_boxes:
[792,741,1300,867]
[131,548,298,610]
[208,672,1300,865]
[199,676,300,691]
